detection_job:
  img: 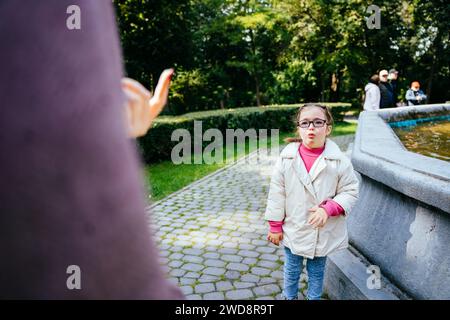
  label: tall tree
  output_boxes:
[114,0,450,112]
[114,0,194,88]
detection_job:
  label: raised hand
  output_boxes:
[122,68,174,138]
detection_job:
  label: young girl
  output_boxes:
[265,103,359,300]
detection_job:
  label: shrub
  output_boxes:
[138,103,351,163]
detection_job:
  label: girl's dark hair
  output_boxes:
[369,74,380,85]
[284,103,334,143]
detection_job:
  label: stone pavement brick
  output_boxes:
[204,252,220,259]
[203,267,226,276]
[181,262,204,272]
[257,260,279,269]
[183,248,203,256]
[206,239,223,246]
[216,281,233,292]
[227,263,249,272]
[204,259,226,268]
[195,283,215,294]
[180,286,194,295]
[270,270,284,280]
[180,278,196,285]
[184,272,201,278]
[253,284,281,296]
[198,275,220,283]
[218,248,238,255]
[222,242,239,249]
[234,281,254,289]
[256,246,277,254]
[173,240,192,247]
[242,257,258,265]
[238,250,260,258]
[221,255,242,263]
[203,292,225,300]
[258,277,278,285]
[238,243,257,251]
[252,239,268,246]
[241,274,260,283]
[169,269,186,277]
[260,254,279,262]
[251,267,271,276]
[225,270,241,280]
[168,260,183,268]
[256,296,275,300]
[182,255,204,264]
[225,289,254,300]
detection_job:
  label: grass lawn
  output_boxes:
[144,121,357,202]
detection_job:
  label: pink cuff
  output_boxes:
[268,221,283,233]
[319,199,345,217]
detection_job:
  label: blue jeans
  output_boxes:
[283,246,327,300]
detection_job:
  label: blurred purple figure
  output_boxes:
[0,1,183,299]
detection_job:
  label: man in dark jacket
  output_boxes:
[388,68,399,106]
[378,69,394,108]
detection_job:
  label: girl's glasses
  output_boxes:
[297,119,328,128]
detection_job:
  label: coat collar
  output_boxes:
[280,138,343,160]
[280,139,343,201]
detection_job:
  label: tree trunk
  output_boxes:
[249,28,261,106]
[254,75,261,106]
[426,58,435,103]
[330,72,340,102]
[320,74,326,102]
[426,28,444,103]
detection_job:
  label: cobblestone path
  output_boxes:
[148,135,355,300]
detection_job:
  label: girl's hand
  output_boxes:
[267,231,283,246]
[122,68,174,138]
[308,206,328,228]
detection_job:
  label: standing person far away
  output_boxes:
[378,69,394,109]
[405,81,428,106]
[388,69,399,106]
[363,74,381,111]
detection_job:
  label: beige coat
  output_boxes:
[264,139,359,258]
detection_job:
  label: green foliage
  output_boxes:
[167,68,209,114]
[114,0,194,87]
[114,0,450,113]
[137,103,351,163]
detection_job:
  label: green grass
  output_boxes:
[330,121,358,136]
[144,121,357,202]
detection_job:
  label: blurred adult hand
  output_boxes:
[122,68,174,138]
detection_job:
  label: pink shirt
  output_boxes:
[269,143,344,233]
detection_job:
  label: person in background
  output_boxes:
[388,69,399,106]
[378,69,395,108]
[363,74,381,111]
[405,81,428,106]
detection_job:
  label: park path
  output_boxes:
[148,135,355,300]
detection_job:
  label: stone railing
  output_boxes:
[348,104,450,299]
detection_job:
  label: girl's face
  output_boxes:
[298,107,332,149]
